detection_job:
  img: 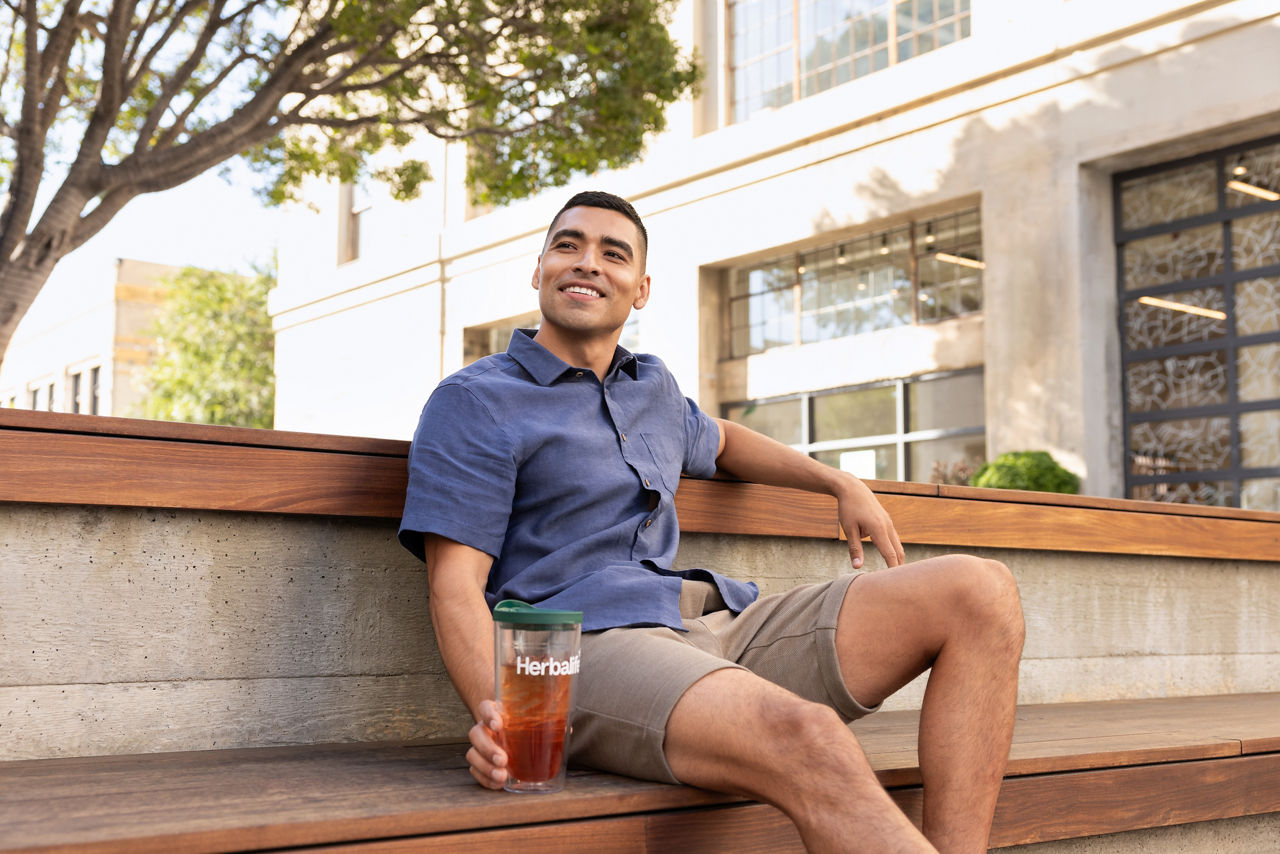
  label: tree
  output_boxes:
[141,264,275,427]
[0,0,699,366]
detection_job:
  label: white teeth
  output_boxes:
[565,285,602,297]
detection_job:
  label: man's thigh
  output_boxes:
[833,554,1013,709]
[570,623,743,783]
[571,575,880,783]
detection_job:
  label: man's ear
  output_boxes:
[530,259,542,290]
[633,275,652,310]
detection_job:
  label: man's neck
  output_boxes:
[531,327,620,381]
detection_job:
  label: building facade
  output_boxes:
[0,258,177,418]
[270,0,1280,509]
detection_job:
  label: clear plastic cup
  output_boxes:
[493,600,582,793]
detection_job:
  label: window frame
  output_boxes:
[721,367,985,482]
[726,207,983,358]
[1114,132,1280,508]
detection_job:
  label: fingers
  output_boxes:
[468,701,508,789]
[848,536,865,569]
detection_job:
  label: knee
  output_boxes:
[761,696,847,760]
[946,555,1025,652]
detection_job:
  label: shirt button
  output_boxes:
[644,478,651,488]
[620,432,627,442]
[575,371,584,378]
[644,519,652,527]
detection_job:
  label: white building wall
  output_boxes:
[270,0,1280,499]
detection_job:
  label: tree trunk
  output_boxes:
[0,255,64,372]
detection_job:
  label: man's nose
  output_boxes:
[574,245,602,273]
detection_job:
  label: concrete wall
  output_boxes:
[3,501,1276,761]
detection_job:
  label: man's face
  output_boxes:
[531,205,650,343]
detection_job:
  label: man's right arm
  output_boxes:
[423,533,508,789]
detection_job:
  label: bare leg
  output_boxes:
[836,555,1025,853]
[665,668,936,853]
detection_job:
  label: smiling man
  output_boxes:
[399,191,1024,854]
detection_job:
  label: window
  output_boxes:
[46,383,55,411]
[89,366,101,416]
[729,0,972,123]
[727,207,982,358]
[1116,134,1280,510]
[70,372,82,414]
[724,369,985,482]
[463,311,541,365]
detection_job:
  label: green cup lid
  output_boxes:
[493,599,582,625]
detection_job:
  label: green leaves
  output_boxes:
[142,264,276,429]
[970,451,1081,494]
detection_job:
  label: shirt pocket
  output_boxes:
[639,432,684,494]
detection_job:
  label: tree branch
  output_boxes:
[132,0,233,150]
[152,47,255,148]
[34,0,86,135]
[123,0,182,77]
[125,0,212,94]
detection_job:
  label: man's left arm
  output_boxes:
[712,417,906,570]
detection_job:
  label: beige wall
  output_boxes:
[0,258,175,417]
[270,2,1280,503]
[3,501,1276,761]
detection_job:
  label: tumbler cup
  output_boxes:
[493,600,582,793]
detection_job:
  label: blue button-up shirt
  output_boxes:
[399,329,759,632]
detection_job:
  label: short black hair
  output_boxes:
[546,191,648,264]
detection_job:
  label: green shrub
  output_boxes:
[970,451,1080,494]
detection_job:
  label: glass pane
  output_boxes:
[1238,342,1280,402]
[812,384,898,441]
[1128,417,1231,474]
[1225,141,1280,208]
[814,444,897,480]
[1123,287,1226,351]
[908,434,987,484]
[1231,209,1280,272]
[725,398,804,445]
[1119,161,1217,231]
[907,372,983,431]
[1241,477,1280,511]
[1126,351,1229,412]
[1122,223,1223,290]
[1130,481,1232,506]
[1240,409,1280,467]
[1236,277,1280,336]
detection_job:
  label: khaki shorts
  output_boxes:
[568,573,879,784]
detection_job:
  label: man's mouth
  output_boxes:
[563,284,604,298]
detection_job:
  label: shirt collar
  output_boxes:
[508,328,639,384]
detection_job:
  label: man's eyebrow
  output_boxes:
[601,235,635,260]
[548,227,635,261]
[549,228,585,245]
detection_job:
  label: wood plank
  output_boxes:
[0,430,407,518]
[0,409,408,456]
[876,494,1280,562]
[3,412,1279,557]
[3,695,1277,853]
[940,483,1280,523]
[987,753,1280,848]
[674,478,839,539]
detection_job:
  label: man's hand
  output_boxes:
[834,474,906,570]
[466,699,509,789]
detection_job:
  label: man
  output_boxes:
[399,191,1024,853]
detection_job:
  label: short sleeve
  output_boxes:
[398,383,518,562]
[681,395,721,479]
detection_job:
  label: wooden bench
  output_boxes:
[2,410,1279,851]
[2,694,1278,852]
